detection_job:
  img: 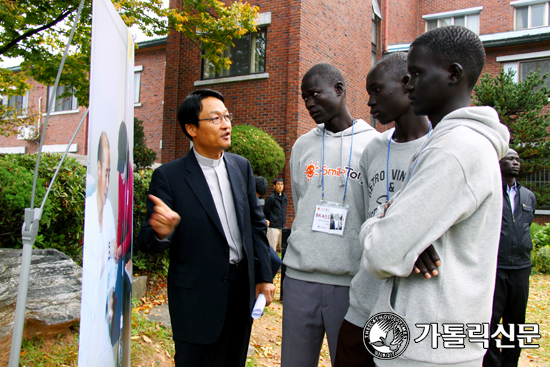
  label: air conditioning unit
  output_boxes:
[17,125,38,141]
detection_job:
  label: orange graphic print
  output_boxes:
[304,161,320,182]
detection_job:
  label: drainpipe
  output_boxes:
[384,0,389,52]
[37,97,42,135]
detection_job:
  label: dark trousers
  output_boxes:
[174,262,252,367]
[483,266,531,367]
[269,247,282,279]
[333,319,375,367]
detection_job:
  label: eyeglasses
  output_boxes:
[198,113,233,125]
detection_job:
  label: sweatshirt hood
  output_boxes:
[435,106,510,160]
[313,118,375,137]
[313,119,375,186]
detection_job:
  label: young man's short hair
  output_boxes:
[177,89,225,140]
[272,178,284,185]
[374,52,408,81]
[410,25,485,89]
[303,63,346,87]
[255,176,268,196]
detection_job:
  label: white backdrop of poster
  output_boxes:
[79,0,134,365]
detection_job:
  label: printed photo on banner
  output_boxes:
[79,0,134,366]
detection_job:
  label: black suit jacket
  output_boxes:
[137,150,272,344]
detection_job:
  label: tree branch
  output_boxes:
[0,7,76,56]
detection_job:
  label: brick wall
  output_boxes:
[135,43,166,162]
[165,0,375,225]
[0,78,88,155]
[385,0,419,46]
[418,0,513,36]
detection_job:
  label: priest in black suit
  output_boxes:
[137,89,275,367]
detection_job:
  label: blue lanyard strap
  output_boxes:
[321,119,355,204]
[386,124,433,200]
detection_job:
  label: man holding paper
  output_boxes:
[137,89,274,367]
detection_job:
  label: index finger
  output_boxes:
[148,194,168,208]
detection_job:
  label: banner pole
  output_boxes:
[8,0,87,366]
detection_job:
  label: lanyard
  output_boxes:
[322,119,355,204]
[386,124,432,200]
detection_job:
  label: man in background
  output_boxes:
[484,149,536,367]
[264,178,288,251]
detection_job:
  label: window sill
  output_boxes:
[42,109,80,116]
[194,73,269,86]
[134,103,142,107]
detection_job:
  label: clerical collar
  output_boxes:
[194,149,224,167]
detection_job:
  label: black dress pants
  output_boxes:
[483,266,531,367]
[174,262,252,367]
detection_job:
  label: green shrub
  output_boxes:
[134,118,157,170]
[0,154,168,275]
[0,153,86,263]
[132,168,170,276]
[532,222,550,251]
[531,223,550,274]
[532,246,550,274]
[0,156,52,247]
[226,124,285,182]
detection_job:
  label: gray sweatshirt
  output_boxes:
[285,119,379,286]
[346,129,428,328]
[361,107,509,366]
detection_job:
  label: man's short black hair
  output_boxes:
[272,177,284,185]
[177,89,225,140]
[374,52,408,81]
[255,176,268,196]
[302,63,346,88]
[410,26,485,89]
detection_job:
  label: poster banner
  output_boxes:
[79,0,134,365]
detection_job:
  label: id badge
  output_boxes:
[312,200,349,236]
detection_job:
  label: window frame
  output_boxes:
[134,65,143,106]
[201,27,268,81]
[47,85,78,113]
[423,6,483,34]
[513,1,550,30]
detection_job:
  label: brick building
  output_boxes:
[379,0,550,221]
[0,37,167,162]
[163,0,550,223]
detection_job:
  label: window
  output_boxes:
[134,65,142,105]
[520,58,550,88]
[372,0,382,67]
[202,28,267,80]
[513,1,550,30]
[2,93,28,116]
[47,86,78,112]
[372,12,380,66]
[423,7,482,34]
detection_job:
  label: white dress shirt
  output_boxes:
[507,181,518,215]
[194,150,243,263]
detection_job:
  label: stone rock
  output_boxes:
[0,248,82,356]
[132,275,148,300]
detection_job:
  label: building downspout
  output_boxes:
[37,97,42,138]
[384,0,389,52]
